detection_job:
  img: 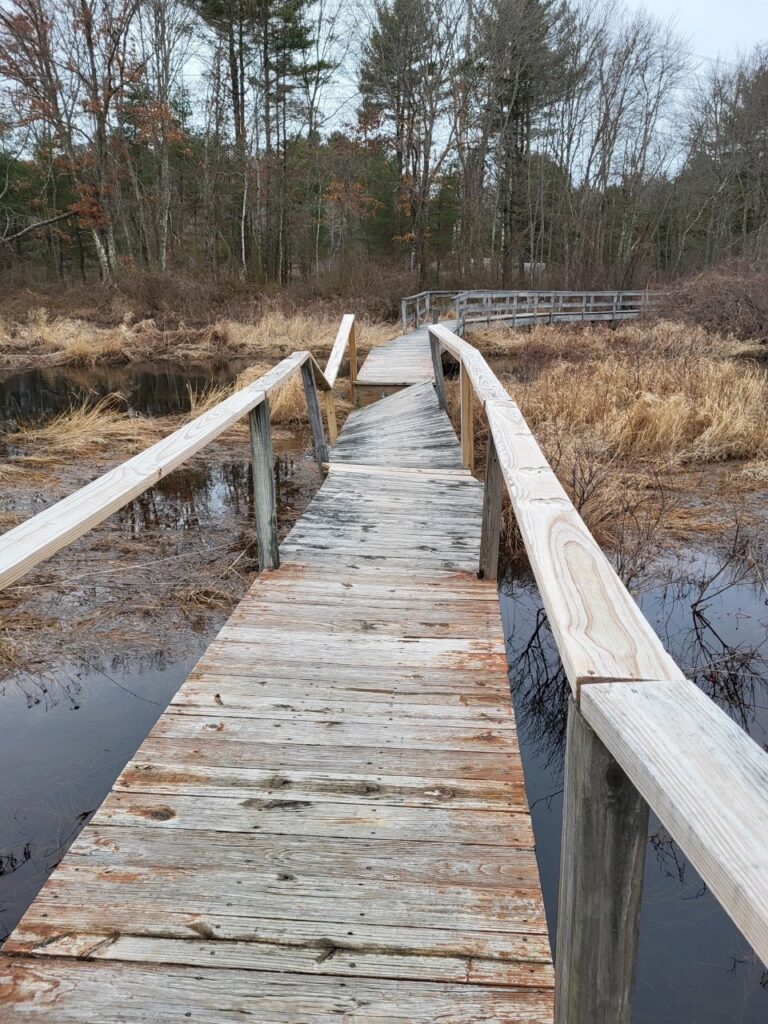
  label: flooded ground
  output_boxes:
[501,544,768,1021]
[0,363,249,424]
[1,362,767,1020]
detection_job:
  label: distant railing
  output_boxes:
[428,321,768,1024]
[402,289,659,334]
[0,316,357,586]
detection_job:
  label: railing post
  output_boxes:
[428,330,446,410]
[478,435,502,580]
[554,697,648,1024]
[401,298,407,335]
[324,390,338,445]
[460,364,474,471]
[348,320,357,407]
[248,399,279,571]
[300,360,329,472]
[425,291,431,324]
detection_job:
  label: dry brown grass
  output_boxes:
[458,319,768,568]
[9,395,163,465]
[466,320,768,466]
[0,308,396,371]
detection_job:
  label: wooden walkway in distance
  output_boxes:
[1,339,555,1021]
[354,321,457,405]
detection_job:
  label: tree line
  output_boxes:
[0,0,766,290]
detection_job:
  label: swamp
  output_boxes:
[1,310,768,1020]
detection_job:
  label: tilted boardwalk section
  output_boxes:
[354,321,457,405]
[2,372,554,1019]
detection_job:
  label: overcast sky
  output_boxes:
[633,0,767,65]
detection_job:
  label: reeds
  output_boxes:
[0,308,396,370]
[510,341,768,466]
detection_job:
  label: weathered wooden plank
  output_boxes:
[6,931,554,988]
[479,435,503,581]
[0,961,555,1023]
[149,712,516,754]
[46,825,544,890]
[130,734,524,780]
[554,700,647,1024]
[582,677,768,966]
[248,398,279,571]
[300,359,329,468]
[323,313,356,386]
[116,760,526,808]
[460,364,475,471]
[430,333,447,409]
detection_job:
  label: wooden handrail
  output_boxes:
[402,289,657,333]
[428,322,768,1019]
[323,313,356,439]
[0,339,341,590]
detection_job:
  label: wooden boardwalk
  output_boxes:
[354,322,457,405]
[1,344,554,1020]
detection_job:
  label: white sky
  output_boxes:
[632,0,767,65]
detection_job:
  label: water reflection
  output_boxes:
[500,542,768,1022]
[0,363,247,424]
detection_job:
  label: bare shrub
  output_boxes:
[659,265,768,341]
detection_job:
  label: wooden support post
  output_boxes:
[460,365,474,471]
[425,292,431,324]
[554,698,648,1024]
[401,299,407,335]
[429,332,446,410]
[478,435,502,580]
[248,399,279,571]
[300,361,329,472]
[324,391,338,445]
[348,320,357,407]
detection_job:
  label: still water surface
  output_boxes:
[1,365,767,1020]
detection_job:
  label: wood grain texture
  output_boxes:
[300,359,329,468]
[460,364,475,470]
[479,435,503,581]
[323,312,355,386]
[1,377,553,1022]
[248,398,279,570]
[0,961,554,1022]
[554,699,647,1024]
[484,394,683,691]
[583,678,768,966]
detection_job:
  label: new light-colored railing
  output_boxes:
[402,288,658,334]
[0,316,357,587]
[428,321,768,1023]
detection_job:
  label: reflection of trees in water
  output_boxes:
[118,461,251,535]
[503,538,768,887]
[505,603,569,774]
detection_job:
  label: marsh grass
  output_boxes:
[8,395,163,465]
[452,320,768,572]
[0,308,396,370]
[465,320,768,466]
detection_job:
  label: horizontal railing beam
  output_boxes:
[582,676,768,965]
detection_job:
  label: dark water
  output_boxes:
[499,546,768,1022]
[0,363,247,425]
